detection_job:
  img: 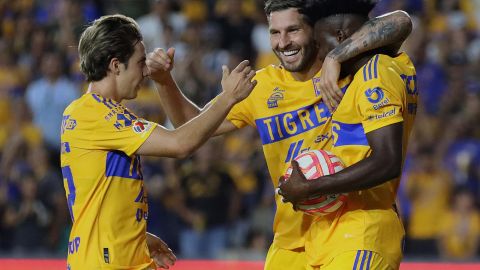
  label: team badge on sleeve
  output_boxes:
[132,119,152,134]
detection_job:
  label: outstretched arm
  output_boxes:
[278,122,403,207]
[137,61,257,158]
[320,10,412,111]
[147,48,239,135]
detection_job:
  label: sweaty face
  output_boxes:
[118,41,148,100]
[269,8,317,73]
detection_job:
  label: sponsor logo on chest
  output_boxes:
[267,87,285,108]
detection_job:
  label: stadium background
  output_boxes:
[0,0,480,268]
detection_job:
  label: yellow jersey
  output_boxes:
[61,93,157,269]
[227,65,350,249]
[307,53,418,268]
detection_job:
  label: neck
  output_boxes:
[291,54,323,81]
[87,76,121,101]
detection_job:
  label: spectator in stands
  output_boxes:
[137,0,186,52]
[405,148,453,257]
[438,187,480,261]
[175,140,240,259]
[25,51,79,160]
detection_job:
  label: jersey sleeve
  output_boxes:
[356,55,406,134]
[226,98,252,128]
[90,109,157,156]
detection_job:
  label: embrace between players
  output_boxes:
[62,0,417,269]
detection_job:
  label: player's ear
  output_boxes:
[109,58,121,75]
[336,29,347,43]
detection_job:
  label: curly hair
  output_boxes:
[308,0,378,20]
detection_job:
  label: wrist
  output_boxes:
[326,52,342,64]
[152,73,174,87]
[217,92,236,108]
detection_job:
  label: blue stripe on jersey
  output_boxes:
[292,139,304,160]
[359,250,368,270]
[285,142,296,162]
[255,102,331,145]
[373,55,380,79]
[367,59,373,81]
[366,251,373,270]
[91,94,120,109]
[92,93,102,103]
[105,151,143,180]
[363,65,367,81]
[353,250,361,270]
[333,121,368,147]
[362,55,379,81]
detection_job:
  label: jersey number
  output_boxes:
[62,166,76,222]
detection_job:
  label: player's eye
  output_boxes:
[270,30,279,35]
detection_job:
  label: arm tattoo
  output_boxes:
[328,38,354,60]
[328,12,412,63]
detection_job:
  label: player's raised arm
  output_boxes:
[137,60,257,158]
[146,48,240,135]
[146,48,200,126]
[318,10,412,111]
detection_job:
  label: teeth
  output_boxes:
[282,50,299,56]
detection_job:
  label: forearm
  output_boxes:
[154,74,202,127]
[308,153,401,197]
[173,93,234,157]
[328,10,412,63]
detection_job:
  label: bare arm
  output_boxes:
[146,48,238,135]
[137,61,256,158]
[278,123,403,206]
[328,10,412,63]
[320,10,412,111]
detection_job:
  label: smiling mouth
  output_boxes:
[281,49,300,57]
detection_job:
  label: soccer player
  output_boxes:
[61,14,256,270]
[277,1,418,269]
[146,1,412,270]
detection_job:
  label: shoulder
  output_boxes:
[255,64,287,82]
[354,53,414,86]
[64,93,110,121]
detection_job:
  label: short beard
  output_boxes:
[276,40,317,73]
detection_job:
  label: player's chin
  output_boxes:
[282,61,304,73]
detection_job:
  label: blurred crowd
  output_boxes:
[0,0,479,262]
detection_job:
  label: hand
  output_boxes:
[146,47,175,83]
[146,232,176,269]
[221,60,257,103]
[277,160,311,208]
[319,55,343,113]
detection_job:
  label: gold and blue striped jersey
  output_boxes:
[61,93,157,269]
[227,65,350,249]
[307,53,418,268]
